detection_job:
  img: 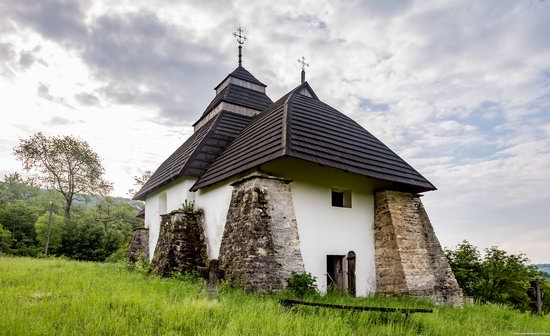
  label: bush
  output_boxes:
[286,272,318,297]
[127,253,152,275]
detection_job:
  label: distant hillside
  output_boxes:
[535,264,550,279]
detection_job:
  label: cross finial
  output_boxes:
[233,27,247,45]
[297,56,309,71]
[297,56,309,83]
[233,27,247,66]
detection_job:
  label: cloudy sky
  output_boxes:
[1,0,549,262]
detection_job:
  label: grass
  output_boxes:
[0,256,549,335]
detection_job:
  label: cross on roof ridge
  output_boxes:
[233,27,247,66]
[233,26,247,45]
[298,56,309,83]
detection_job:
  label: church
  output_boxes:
[133,29,462,304]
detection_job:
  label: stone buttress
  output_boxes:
[374,190,463,305]
[127,228,149,263]
[219,173,305,292]
[151,210,207,277]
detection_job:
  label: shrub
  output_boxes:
[286,272,318,297]
[127,253,152,275]
[180,200,196,213]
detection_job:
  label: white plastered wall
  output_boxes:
[144,178,197,259]
[194,181,234,259]
[144,177,234,260]
[262,158,377,296]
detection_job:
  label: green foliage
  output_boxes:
[34,212,65,255]
[13,132,112,224]
[180,199,197,213]
[170,269,201,285]
[127,253,153,275]
[0,172,145,261]
[286,272,318,297]
[2,257,550,335]
[445,241,482,297]
[0,173,39,206]
[0,224,13,253]
[446,241,548,312]
[0,201,40,256]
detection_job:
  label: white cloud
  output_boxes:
[0,0,549,261]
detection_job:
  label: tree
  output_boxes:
[0,172,39,205]
[0,224,13,254]
[446,240,483,297]
[0,201,40,256]
[478,247,538,310]
[128,170,152,198]
[446,241,546,312]
[14,133,112,225]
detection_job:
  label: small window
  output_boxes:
[331,189,351,208]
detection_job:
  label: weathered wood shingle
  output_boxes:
[196,84,273,124]
[191,83,435,192]
[133,111,252,200]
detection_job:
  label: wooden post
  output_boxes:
[44,201,53,256]
[528,279,543,314]
[347,251,356,297]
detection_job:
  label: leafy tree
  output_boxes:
[446,241,547,312]
[478,247,539,310]
[0,224,13,254]
[445,240,482,297]
[0,201,40,256]
[0,173,39,205]
[35,212,65,255]
[14,133,112,225]
[60,212,109,261]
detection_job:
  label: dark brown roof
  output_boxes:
[193,84,272,127]
[214,66,267,90]
[133,111,252,200]
[191,82,436,192]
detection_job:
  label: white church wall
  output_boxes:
[262,158,377,296]
[194,181,235,259]
[144,177,197,259]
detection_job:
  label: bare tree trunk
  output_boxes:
[44,202,53,256]
[64,198,72,226]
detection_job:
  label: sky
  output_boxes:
[1,0,549,262]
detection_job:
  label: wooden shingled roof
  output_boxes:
[133,111,253,200]
[190,82,436,192]
[214,66,267,89]
[193,84,273,126]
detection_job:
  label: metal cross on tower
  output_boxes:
[297,56,309,83]
[233,27,247,66]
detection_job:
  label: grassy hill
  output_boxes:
[1,257,549,335]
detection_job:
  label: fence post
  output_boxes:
[528,278,543,314]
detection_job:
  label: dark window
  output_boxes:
[331,189,351,208]
[332,191,344,207]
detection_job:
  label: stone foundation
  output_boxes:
[127,228,149,263]
[374,190,463,305]
[219,172,305,292]
[151,210,207,277]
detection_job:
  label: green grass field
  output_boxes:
[1,257,549,335]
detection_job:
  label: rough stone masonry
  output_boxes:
[219,173,305,292]
[374,190,463,306]
[127,228,149,263]
[151,210,207,277]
